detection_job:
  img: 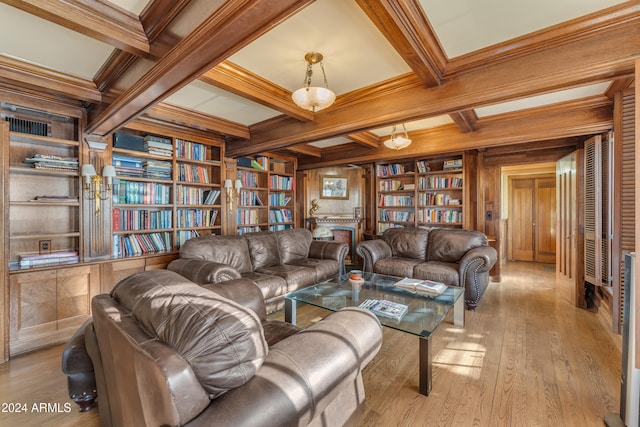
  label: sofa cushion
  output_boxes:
[241,271,287,301]
[244,231,281,269]
[374,257,422,278]
[383,227,430,259]
[178,235,253,273]
[255,264,318,292]
[111,270,268,399]
[287,258,340,282]
[276,228,313,263]
[427,228,488,263]
[413,261,459,286]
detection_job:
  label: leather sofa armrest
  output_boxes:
[189,307,382,427]
[201,278,267,322]
[459,246,497,274]
[356,239,392,272]
[308,240,349,275]
[167,258,241,284]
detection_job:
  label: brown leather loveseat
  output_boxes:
[168,228,348,314]
[356,227,497,310]
[62,269,383,427]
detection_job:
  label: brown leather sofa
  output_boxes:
[168,228,349,314]
[356,227,497,310]
[62,269,383,427]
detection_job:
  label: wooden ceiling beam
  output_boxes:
[201,61,314,122]
[280,144,322,157]
[0,0,150,56]
[356,0,446,86]
[450,110,478,133]
[348,131,380,148]
[145,103,249,139]
[227,17,639,157]
[0,54,101,102]
[297,96,612,169]
[85,0,314,136]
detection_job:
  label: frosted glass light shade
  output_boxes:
[383,136,412,150]
[292,86,336,112]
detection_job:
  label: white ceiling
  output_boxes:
[0,0,629,147]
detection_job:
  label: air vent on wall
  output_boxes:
[1,114,50,136]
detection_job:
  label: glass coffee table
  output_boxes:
[284,272,465,396]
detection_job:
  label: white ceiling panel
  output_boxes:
[108,0,150,15]
[165,80,281,126]
[0,3,114,80]
[475,82,612,118]
[419,0,627,58]
[370,116,455,137]
[229,0,411,95]
[309,136,353,148]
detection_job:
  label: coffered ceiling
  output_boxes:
[0,0,637,168]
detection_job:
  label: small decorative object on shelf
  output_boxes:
[309,199,320,216]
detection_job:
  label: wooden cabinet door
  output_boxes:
[9,264,99,356]
[510,178,535,261]
[535,177,557,263]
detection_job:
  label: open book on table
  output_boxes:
[394,277,447,296]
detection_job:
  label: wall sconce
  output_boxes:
[82,164,116,215]
[224,179,243,213]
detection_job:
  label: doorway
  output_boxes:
[502,164,557,265]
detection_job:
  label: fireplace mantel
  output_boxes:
[307,216,364,264]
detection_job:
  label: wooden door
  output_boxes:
[535,177,557,263]
[510,178,535,261]
[556,150,585,307]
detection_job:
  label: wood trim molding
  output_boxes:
[347,131,380,148]
[450,110,478,133]
[0,121,8,363]
[1,0,150,56]
[139,0,192,43]
[201,61,314,122]
[0,54,101,103]
[356,0,446,86]
[446,2,640,75]
[297,97,612,169]
[146,103,250,139]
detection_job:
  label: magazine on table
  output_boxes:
[394,277,447,296]
[359,299,408,321]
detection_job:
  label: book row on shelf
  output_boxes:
[112,232,173,258]
[379,179,404,191]
[419,176,462,189]
[238,225,262,235]
[176,209,219,228]
[418,192,461,206]
[176,138,207,161]
[238,170,261,188]
[418,209,463,223]
[269,192,291,206]
[112,179,172,205]
[269,208,293,223]
[112,209,172,231]
[178,163,210,183]
[379,210,415,222]
[239,190,264,206]
[177,186,220,205]
[376,163,408,177]
[237,209,260,225]
[270,175,293,190]
[379,194,414,207]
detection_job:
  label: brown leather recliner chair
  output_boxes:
[62,270,382,427]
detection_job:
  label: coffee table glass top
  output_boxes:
[285,272,464,337]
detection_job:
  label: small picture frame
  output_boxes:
[320,175,349,199]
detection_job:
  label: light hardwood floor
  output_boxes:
[0,262,621,426]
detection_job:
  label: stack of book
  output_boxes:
[24,154,78,172]
[19,251,79,268]
[143,159,172,179]
[443,159,463,170]
[144,135,173,157]
[30,195,78,203]
[112,155,143,177]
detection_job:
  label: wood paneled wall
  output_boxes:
[302,167,364,219]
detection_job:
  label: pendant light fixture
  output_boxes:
[291,52,336,112]
[383,124,412,150]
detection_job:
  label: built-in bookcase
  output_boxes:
[233,153,296,234]
[375,154,466,233]
[111,130,223,257]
